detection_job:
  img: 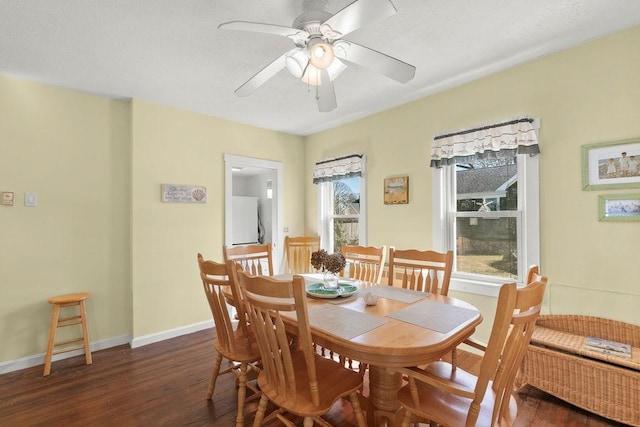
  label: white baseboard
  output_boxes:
[131,319,214,349]
[0,319,215,375]
[0,334,131,375]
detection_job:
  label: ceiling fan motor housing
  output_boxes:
[292,0,331,34]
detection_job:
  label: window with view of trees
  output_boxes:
[330,178,360,252]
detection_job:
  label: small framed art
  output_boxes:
[581,138,640,190]
[384,176,409,204]
[161,184,207,203]
[2,191,14,206]
[598,193,640,222]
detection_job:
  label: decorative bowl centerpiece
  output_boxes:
[310,249,346,290]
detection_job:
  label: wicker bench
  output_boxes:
[518,315,640,426]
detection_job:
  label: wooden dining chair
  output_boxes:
[232,268,367,427]
[197,254,261,427]
[223,243,274,276]
[387,248,453,294]
[284,235,320,274]
[394,275,548,427]
[341,244,387,285]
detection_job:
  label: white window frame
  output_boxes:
[317,173,367,253]
[432,154,540,297]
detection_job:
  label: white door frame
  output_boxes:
[224,154,283,272]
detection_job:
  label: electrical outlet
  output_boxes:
[283,226,289,233]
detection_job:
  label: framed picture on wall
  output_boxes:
[598,193,640,222]
[384,176,409,204]
[582,138,640,190]
[161,184,207,203]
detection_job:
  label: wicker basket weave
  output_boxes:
[519,315,640,426]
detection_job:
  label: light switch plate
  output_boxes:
[25,192,38,207]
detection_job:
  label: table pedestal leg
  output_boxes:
[368,365,404,427]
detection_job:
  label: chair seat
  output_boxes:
[397,360,517,426]
[213,329,261,363]
[48,292,91,305]
[257,350,364,417]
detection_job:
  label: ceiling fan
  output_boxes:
[219,0,416,112]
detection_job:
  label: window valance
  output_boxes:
[313,154,364,184]
[430,117,540,168]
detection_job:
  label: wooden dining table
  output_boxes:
[277,273,483,427]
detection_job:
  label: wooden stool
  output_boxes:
[43,292,92,376]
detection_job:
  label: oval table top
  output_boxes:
[294,279,482,367]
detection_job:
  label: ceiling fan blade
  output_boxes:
[336,41,415,83]
[219,21,309,42]
[317,69,337,112]
[321,0,397,38]
[234,52,288,97]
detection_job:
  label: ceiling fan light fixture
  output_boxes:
[222,0,416,111]
[301,64,322,86]
[309,42,334,69]
[285,49,308,78]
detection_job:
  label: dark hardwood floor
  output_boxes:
[0,328,630,426]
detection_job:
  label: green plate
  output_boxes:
[306,283,358,299]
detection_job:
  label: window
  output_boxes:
[432,118,540,292]
[314,155,367,253]
[319,177,365,252]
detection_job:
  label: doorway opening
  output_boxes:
[224,154,283,271]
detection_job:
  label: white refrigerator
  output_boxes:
[231,196,259,245]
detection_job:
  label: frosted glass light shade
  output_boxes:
[309,42,335,69]
[285,49,308,78]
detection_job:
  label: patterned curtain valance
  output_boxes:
[313,154,364,184]
[430,117,540,168]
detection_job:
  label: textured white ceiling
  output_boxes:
[1,0,640,136]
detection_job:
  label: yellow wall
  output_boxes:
[129,100,304,338]
[1,26,639,366]
[0,81,305,364]
[0,75,132,360]
[305,26,640,334]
